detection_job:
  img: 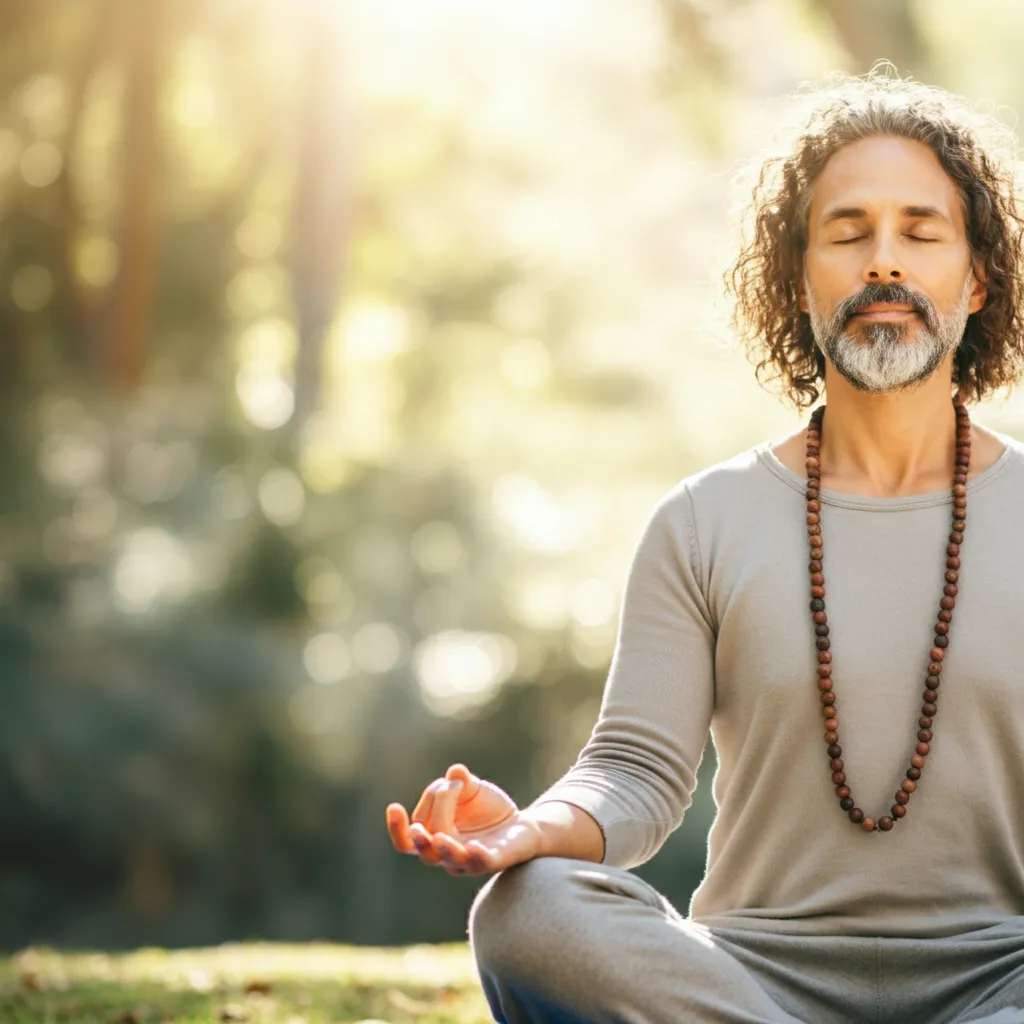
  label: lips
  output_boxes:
[857,304,915,313]
[849,304,921,323]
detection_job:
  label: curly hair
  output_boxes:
[726,70,1024,409]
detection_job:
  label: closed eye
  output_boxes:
[832,237,864,245]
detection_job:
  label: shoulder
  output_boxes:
[648,441,787,530]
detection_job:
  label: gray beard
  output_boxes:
[807,277,973,394]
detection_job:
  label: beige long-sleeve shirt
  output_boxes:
[532,431,1024,938]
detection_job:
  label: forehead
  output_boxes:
[808,134,964,227]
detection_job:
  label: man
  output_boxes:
[385,72,1024,1022]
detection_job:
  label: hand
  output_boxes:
[386,763,543,878]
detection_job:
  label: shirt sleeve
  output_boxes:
[528,483,717,868]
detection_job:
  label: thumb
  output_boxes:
[445,763,479,802]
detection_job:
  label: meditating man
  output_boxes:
[385,72,1024,1023]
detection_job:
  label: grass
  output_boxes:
[0,942,494,1024]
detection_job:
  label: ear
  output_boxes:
[968,259,988,315]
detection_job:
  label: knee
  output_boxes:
[469,856,585,979]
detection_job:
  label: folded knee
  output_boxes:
[469,856,585,976]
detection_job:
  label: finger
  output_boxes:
[408,822,444,866]
[464,839,497,873]
[430,779,463,836]
[385,803,417,854]
[433,831,469,870]
[411,779,445,828]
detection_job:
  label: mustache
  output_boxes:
[834,283,937,331]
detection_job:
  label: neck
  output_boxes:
[819,357,961,498]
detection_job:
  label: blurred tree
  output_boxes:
[814,0,926,76]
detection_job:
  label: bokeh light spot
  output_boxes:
[410,520,465,574]
[414,631,517,717]
[303,633,352,684]
[20,140,61,187]
[258,468,305,526]
[11,265,53,311]
[351,621,405,674]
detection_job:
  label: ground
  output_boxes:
[0,942,493,1024]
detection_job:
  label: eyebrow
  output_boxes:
[821,204,953,225]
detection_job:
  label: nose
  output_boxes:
[863,234,904,283]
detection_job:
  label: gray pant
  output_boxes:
[468,857,1024,1024]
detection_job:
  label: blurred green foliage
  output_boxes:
[2,0,1024,953]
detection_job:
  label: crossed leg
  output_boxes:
[468,857,876,1024]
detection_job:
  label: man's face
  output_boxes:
[801,134,987,393]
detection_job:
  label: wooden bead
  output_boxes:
[805,399,968,834]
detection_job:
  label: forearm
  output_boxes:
[520,800,606,863]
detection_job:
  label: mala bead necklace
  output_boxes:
[805,398,970,833]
